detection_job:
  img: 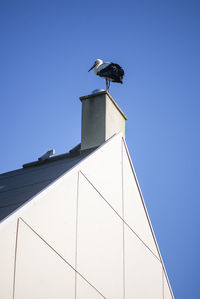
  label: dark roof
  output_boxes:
[0,146,96,222]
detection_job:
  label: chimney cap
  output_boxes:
[92,89,105,94]
[80,90,128,120]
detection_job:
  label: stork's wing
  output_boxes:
[97,63,124,82]
[111,63,124,76]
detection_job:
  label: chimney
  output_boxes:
[80,91,127,150]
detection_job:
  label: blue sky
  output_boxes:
[0,1,200,297]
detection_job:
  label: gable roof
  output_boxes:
[0,147,95,222]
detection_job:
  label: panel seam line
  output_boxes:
[80,170,160,262]
[12,218,19,299]
[19,217,107,299]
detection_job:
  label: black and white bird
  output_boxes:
[88,59,124,92]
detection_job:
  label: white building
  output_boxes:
[0,91,174,299]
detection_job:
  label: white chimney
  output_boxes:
[80,91,127,150]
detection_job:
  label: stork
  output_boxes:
[88,59,124,92]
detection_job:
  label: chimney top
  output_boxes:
[80,91,127,120]
[80,91,127,151]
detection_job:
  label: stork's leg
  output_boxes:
[108,80,110,92]
[106,79,108,91]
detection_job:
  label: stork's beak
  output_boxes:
[88,64,95,72]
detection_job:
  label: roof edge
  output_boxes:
[0,133,123,226]
[22,146,97,169]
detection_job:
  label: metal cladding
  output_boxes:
[0,134,174,298]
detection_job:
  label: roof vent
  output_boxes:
[38,149,55,161]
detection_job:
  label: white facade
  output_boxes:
[0,133,174,299]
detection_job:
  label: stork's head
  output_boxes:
[88,59,103,72]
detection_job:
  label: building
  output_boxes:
[0,91,174,298]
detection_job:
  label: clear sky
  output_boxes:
[0,1,200,298]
